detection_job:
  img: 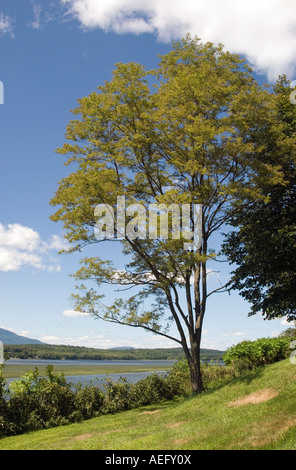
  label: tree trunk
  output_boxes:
[188,357,204,394]
[183,333,204,394]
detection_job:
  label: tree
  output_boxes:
[50,36,281,394]
[222,76,296,322]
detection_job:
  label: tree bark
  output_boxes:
[188,357,204,394]
[190,330,204,394]
[181,330,204,394]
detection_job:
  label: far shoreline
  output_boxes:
[2,358,176,379]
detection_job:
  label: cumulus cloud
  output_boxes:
[44,234,70,252]
[62,309,90,317]
[0,222,68,272]
[61,0,296,80]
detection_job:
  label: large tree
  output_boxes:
[50,36,281,394]
[222,77,296,321]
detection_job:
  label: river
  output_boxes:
[4,359,175,389]
[6,359,175,366]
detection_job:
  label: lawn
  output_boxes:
[1,359,296,450]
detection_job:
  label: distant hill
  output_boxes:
[0,328,44,345]
[4,343,225,362]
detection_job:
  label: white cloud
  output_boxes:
[221,331,245,337]
[38,334,62,343]
[28,2,43,30]
[62,309,90,317]
[43,234,70,252]
[61,0,296,80]
[28,1,60,30]
[19,330,30,337]
[0,223,40,252]
[0,12,13,37]
[37,331,178,348]
[0,222,67,272]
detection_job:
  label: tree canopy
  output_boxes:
[50,36,283,393]
[222,77,296,321]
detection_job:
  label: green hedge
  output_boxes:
[222,336,291,372]
[0,366,105,437]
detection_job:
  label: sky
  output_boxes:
[0,0,295,351]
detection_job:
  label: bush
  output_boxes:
[0,353,250,438]
[201,362,235,388]
[165,360,192,396]
[0,366,187,438]
[74,382,104,419]
[0,366,106,437]
[102,378,133,414]
[223,336,291,372]
[131,373,176,407]
[5,366,78,432]
[165,359,236,392]
[101,373,179,413]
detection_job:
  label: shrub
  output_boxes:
[223,336,291,372]
[0,353,254,438]
[102,378,133,414]
[165,360,192,396]
[166,359,236,392]
[0,366,107,437]
[201,362,235,388]
[100,373,177,413]
[74,382,104,419]
[130,373,176,407]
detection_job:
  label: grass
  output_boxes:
[1,359,296,450]
[3,362,173,378]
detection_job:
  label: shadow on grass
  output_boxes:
[203,364,267,396]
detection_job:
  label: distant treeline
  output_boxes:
[4,344,224,362]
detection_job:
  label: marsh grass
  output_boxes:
[3,363,173,379]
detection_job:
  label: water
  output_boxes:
[5,371,169,389]
[4,359,174,389]
[6,359,174,367]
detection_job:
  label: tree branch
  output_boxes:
[92,310,182,345]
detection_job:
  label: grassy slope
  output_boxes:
[1,359,296,450]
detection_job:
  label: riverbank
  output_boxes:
[1,359,295,450]
[2,359,175,379]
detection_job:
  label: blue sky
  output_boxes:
[0,0,295,351]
